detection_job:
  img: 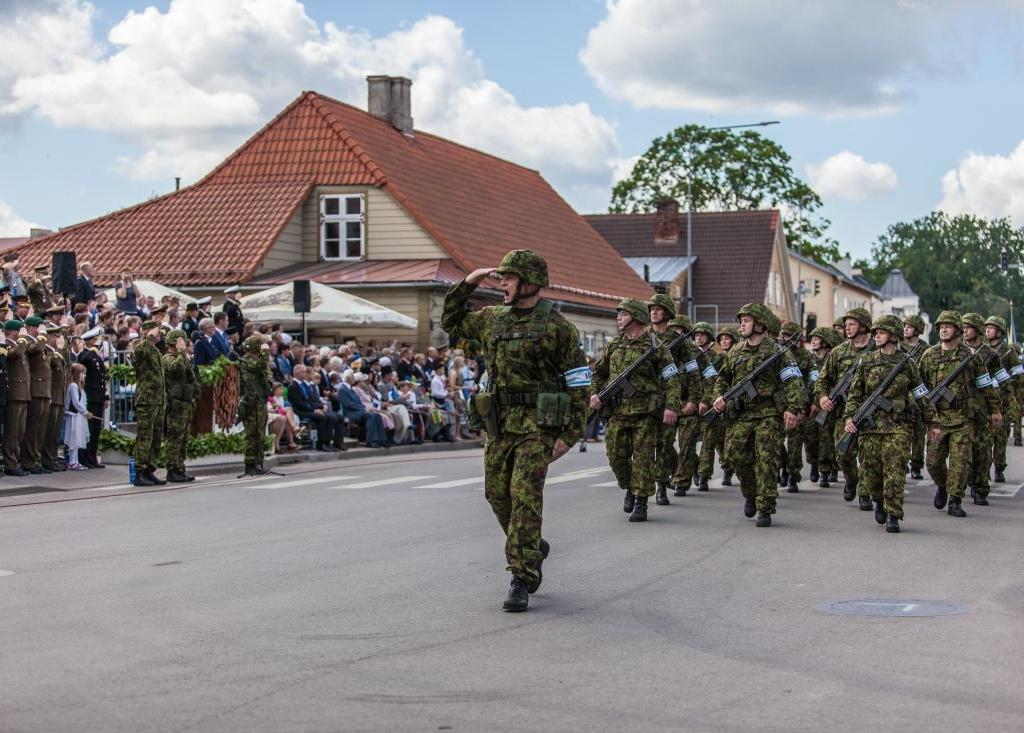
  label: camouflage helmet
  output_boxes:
[495,249,549,287]
[809,326,835,345]
[904,313,926,334]
[961,312,985,331]
[243,335,266,354]
[166,329,187,344]
[667,314,694,332]
[842,307,872,330]
[616,298,651,325]
[646,293,676,319]
[692,321,716,338]
[717,325,740,344]
[985,315,1008,335]
[735,302,774,330]
[870,315,904,339]
[935,310,963,330]
[832,316,845,329]
[779,320,802,336]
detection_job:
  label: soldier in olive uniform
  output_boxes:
[919,310,1001,518]
[26,267,54,316]
[806,326,837,487]
[778,321,813,493]
[710,304,806,527]
[441,250,589,613]
[961,313,998,502]
[2,319,28,475]
[162,329,198,483]
[985,316,1018,485]
[592,298,681,522]
[814,307,874,509]
[695,322,730,490]
[42,327,69,471]
[132,320,167,487]
[238,335,272,476]
[843,316,934,533]
[902,314,928,480]
[23,316,51,474]
[0,324,9,477]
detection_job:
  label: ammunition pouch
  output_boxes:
[469,391,498,434]
[536,391,571,429]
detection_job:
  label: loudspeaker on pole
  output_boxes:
[52,251,77,295]
[293,279,311,313]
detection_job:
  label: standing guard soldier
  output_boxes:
[132,321,167,487]
[78,327,108,469]
[3,319,28,476]
[591,299,680,521]
[779,321,813,493]
[222,286,245,338]
[984,316,1018,485]
[806,326,837,487]
[23,316,51,474]
[694,321,729,490]
[441,250,589,613]
[710,304,805,527]
[42,326,69,471]
[238,335,273,477]
[919,310,1001,518]
[162,329,198,483]
[902,314,928,480]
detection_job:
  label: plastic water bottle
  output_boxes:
[128,457,136,484]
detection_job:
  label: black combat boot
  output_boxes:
[145,470,167,486]
[885,515,900,533]
[779,468,788,487]
[1015,437,1022,447]
[973,494,989,506]
[623,489,635,514]
[874,501,887,525]
[933,485,948,510]
[947,497,967,518]
[994,467,1006,483]
[829,470,839,482]
[697,476,709,491]
[628,495,648,522]
[843,480,857,502]
[502,577,529,612]
[673,479,690,497]
[167,469,189,484]
[579,441,587,453]
[655,484,670,505]
[787,476,799,493]
[755,511,772,527]
[133,472,155,487]
[910,468,923,480]
[722,471,733,486]
[6,466,27,477]
[743,495,757,518]
[184,472,196,482]
[525,539,550,594]
[858,494,873,511]
[819,472,830,488]
[809,464,819,483]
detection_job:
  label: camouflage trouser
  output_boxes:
[910,406,926,471]
[833,418,866,495]
[243,404,267,465]
[859,429,911,520]
[927,424,972,499]
[969,415,992,496]
[164,400,194,472]
[784,419,808,475]
[24,397,51,468]
[483,432,553,586]
[671,415,700,487]
[654,421,678,487]
[698,417,727,479]
[606,413,659,498]
[726,415,783,514]
[813,414,838,475]
[993,400,1014,470]
[134,402,165,471]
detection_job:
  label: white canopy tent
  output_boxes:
[239,281,417,331]
[101,279,192,304]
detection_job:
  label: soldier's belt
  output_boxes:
[498,392,537,407]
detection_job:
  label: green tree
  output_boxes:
[611,124,840,264]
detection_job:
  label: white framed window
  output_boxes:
[320,193,365,260]
[585,333,596,355]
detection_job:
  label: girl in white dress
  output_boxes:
[64,363,91,470]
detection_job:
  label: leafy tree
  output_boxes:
[611,124,840,264]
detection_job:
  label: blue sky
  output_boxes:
[2,0,1024,264]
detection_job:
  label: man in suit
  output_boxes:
[288,365,345,451]
[337,369,389,448]
[74,262,97,307]
[212,312,233,359]
[192,318,219,366]
[78,327,108,468]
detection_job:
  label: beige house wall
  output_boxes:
[789,256,836,328]
[564,310,617,357]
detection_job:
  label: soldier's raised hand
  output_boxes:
[466,267,498,285]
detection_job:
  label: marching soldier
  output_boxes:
[779,321,813,493]
[815,307,874,509]
[42,326,69,471]
[918,310,1000,518]
[132,320,167,487]
[592,299,680,521]
[961,313,998,503]
[23,316,51,474]
[695,322,731,490]
[806,326,837,488]
[441,250,589,613]
[710,304,805,527]
[238,335,273,477]
[162,329,198,483]
[984,316,1018,485]
[842,316,933,533]
[902,314,928,480]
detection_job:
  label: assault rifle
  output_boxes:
[925,348,977,409]
[814,344,875,426]
[836,342,923,455]
[594,327,696,413]
[704,330,802,426]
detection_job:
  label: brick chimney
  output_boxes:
[653,198,680,244]
[367,75,414,135]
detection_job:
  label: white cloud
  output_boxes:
[580,0,980,116]
[938,140,1024,222]
[806,151,897,201]
[0,200,45,237]
[1,1,619,204]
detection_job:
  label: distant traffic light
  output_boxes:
[813,279,821,296]
[1001,249,1009,271]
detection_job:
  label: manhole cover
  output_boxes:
[821,599,967,617]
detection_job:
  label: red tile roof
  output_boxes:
[250,258,466,287]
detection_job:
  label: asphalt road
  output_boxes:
[1,442,1022,732]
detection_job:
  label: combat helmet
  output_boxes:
[166,329,187,344]
[495,249,549,287]
[961,312,985,332]
[984,315,1008,335]
[904,313,926,335]
[736,303,775,330]
[616,298,651,325]
[779,320,802,337]
[647,293,676,319]
[842,307,872,330]
[667,314,694,332]
[832,316,845,329]
[243,335,266,354]
[718,325,740,345]
[870,315,904,339]
[693,321,716,338]
[809,326,835,346]
[935,310,963,330]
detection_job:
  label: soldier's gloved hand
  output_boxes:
[993,412,1003,426]
[844,419,857,434]
[589,395,602,410]
[783,411,798,431]
[662,409,678,426]
[819,396,834,412]
[681,401,696,416]
[551,439,570,462]
[712,396,727,413]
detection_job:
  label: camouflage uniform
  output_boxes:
[961,313,996,497]
[843,316,933,525]
[711,304,806,520]
[238,336,272,472]
[805,327,836,484]
[441,250,588,597]
[697,324,733,483]
[903,314,928,475]
[663,313,704,494]
[132,327,166,476]
[778,321,813,486]
[162,329,198,480]
[919,311,1000,512]
[985,316,1018,478]
[26,277,53,318]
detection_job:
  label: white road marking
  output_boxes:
[421,476,485,489]
[545,467,611,485]
[593,480,620,487]
[328,475,434,490]
[244,475,359,490]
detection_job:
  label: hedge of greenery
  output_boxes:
[99,428,272,461]
[107,355,234,387]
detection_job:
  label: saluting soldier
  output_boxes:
[591,299,681,522]
[919,310,1001,518]
[238,335,273,477]
[984,316,1018,485]
[162,329,198,483]
[441,250,589,613]
[778,321,814,493]
[23,316,51,474]
[806,326,838,487]
[41,326,69,471]
[710,304,805,527]
[26,266,54,316]
[2,319,28,475]
[695,322,730,490]
[132,320,167,487]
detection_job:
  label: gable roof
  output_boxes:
[12,91,650,308]
[585,210,781,318]
[880,268,917,299]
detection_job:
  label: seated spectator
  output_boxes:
[336,369,389,448]
[266,384,298,453]
[288,365,345,451]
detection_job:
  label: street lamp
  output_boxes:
[685,120,780,320]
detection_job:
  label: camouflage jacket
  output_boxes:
[711,337,806,420]
[162,351,198,406]
[132,338,166,406]
[27,279,53,315]
[814,338,873,406]
[918,342,999,427]
[843,349,934,433]
[649,326,701,405]
[698,346,727,405]
[989,339,1021,409]
[592,332,682,418]
[441,280,589,444]
[238,354,272,416]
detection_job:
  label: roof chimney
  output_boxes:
[653,198,680,245]
[367,75,414,135]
